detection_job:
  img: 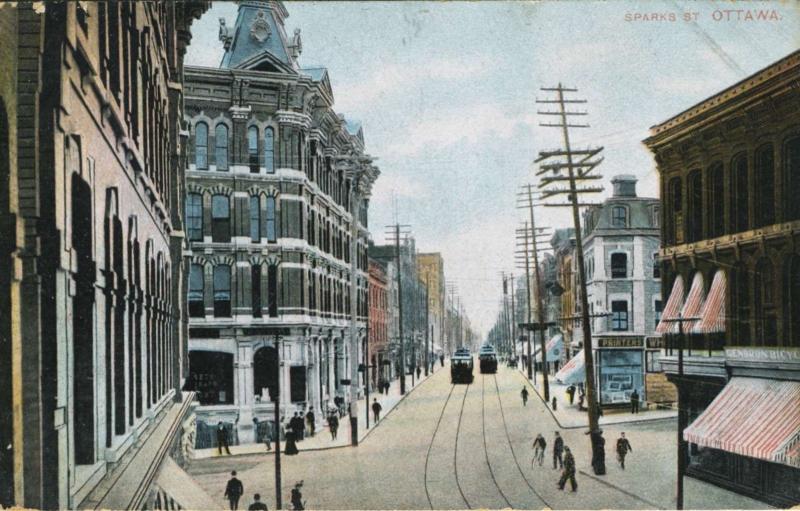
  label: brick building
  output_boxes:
[645,50,800,506]
[0,2,212,509]
[368,259,390,386]
[182,0,378,447]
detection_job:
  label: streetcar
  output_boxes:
[450,349,474,384]
[478,344,498,374]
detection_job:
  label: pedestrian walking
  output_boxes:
[306,409,315,437]
[630,389,640,414]
[264,422,272,452]
[328,412,339,440]
[551,396,557,411]
[532,433,547,467]
[588,428,606,475]
[578,392,586,411]
[416,366,421,380]
[217,422,232,455]
[296,412,306,441]
[566,385,576,405]
[284,419,299,455]
[557,447,577,492]
[616,432,632,469]
[440,354,445,367]
[553,432,564,469]
[521,386,529,406]
[371,398,383,422]
[248,493,268,511]
[224,471,244,510]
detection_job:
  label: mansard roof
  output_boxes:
[219,0,297,72]
[301,66,333,100]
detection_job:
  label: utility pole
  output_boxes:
[515,222,534,379]
[424,274,430,376]
[386,223,411,395]
[510,274,516,360]
[273,335,283,510]
[535,84,605,458]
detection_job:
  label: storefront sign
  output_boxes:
[646,337,665,349]
[597,336,644,348]
[725,348,800,362]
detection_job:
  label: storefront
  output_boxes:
[595,336,645,406]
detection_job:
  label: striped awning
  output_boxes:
[655,275,685,334]
[555,349,585,385]
[679,272,705,332]
[534,333,563,360]
[683,377,800,468]
[695,271,726,334]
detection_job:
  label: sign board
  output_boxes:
[646,336,665,349]
[725,348,800,362]
[596,336,644,349]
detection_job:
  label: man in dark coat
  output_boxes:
[630,389,640,414]
[557,447,577,492]
[217,422,232,455]
[566,385,576,405]
[224,471,244,510]
[589,428,606,475]
[616,432,633,469]
[248,493,268,511]
[306,409,315,437]
[521,386,529,406]
[371,398,383,422]
[553,432,564,469]
[440,354,445,367]
[532,433,547,467]
[328,412,339,440]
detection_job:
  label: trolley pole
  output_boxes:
[424,274,430,377]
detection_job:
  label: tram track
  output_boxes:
[422,383,456,510]
[492,373,555,509]
[453,383,472,509]
[480,374,513,508]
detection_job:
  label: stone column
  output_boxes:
[236,343,255,444]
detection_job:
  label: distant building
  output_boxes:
[417,252,446,354]
[368,259,389,386]
[645,50,800,507]
[0,3,211,509]
[182,0,378,447]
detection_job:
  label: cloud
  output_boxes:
[369,173,430,207]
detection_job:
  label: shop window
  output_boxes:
[265,127,275,174]
[611,253,627,279]
[185,193,203,241]
[730,153,749,233]
[290,366,307,402]
[215,124,228,171]
[611,300,629,331]
[754,144,775,227]
[248,126,259,173]
[250,196,260,242]
[211,195,230,243]
[784,136,800,222]
[213,265,231,318]
[611,206,627,227]
[265,196,276,242]
[189,264,205,318]
[188,351,234,405]
[687,169,703,242]
[645,351,662,372]
[707,162,724,237]
[598,349,643,405]
[195,122,208,169]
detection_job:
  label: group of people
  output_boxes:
[530,430,634,493]
[224,471,304,511]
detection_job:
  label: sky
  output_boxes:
[185,0,800,337]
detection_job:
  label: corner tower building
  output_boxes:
[183,0,379,447]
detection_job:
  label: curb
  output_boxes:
[515,368,677,431]
[191,370,440,461]
[578,469,666,509]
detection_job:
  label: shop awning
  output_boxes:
[683,377,800,468]
[545,333,563,360]
[694,270,726,334]
[655,275,685,334]
[555,349,585,385]
[679,272,705,332]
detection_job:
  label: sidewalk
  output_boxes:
[517,366,677,429]
[193,366,439,459]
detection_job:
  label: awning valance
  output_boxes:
[656,275,685,334]
[683,377,800,468]
[695,271,726,334]
[555,349,585,385]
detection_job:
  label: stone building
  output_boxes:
[557,176,669,406]
[645,50,800,506]
[183,0,378,447]
[0,2,213,509]
[417,252,446,354]
[368,259,389,386]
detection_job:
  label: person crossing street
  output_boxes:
[616,432,633,469]
[224,471,244,510]
[371,398,383,422]
[553,431,564,469]
[521,386,529,406]
[557,446,577,492]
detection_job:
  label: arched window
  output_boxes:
[611,206,627,228]
[188,264,205,318]
[195,122,208,169]
[265,196,276,242]
[215,124,228,171]
[248,126,259,173]
[211,195,230,243]
[611,253,627,279]
[783,136,800,222]
[730,152,748,233]
[754,144,774,227]
[264,127,275,174]
[267,265,279,317]
[252,264,262,318]
[707,162,724,238]
[754,258,776,346]
[213,265,231,317]
[687,170,703,242]
[784,256,800,347]
[668,177,682,245]
[249,195,260,242]
[185,193,203,241]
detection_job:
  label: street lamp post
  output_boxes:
[273,335,283,510]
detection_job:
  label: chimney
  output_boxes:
[611,175,637,198]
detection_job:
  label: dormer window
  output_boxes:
[611,206,627,228]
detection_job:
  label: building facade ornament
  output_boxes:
[249,10,272,43]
